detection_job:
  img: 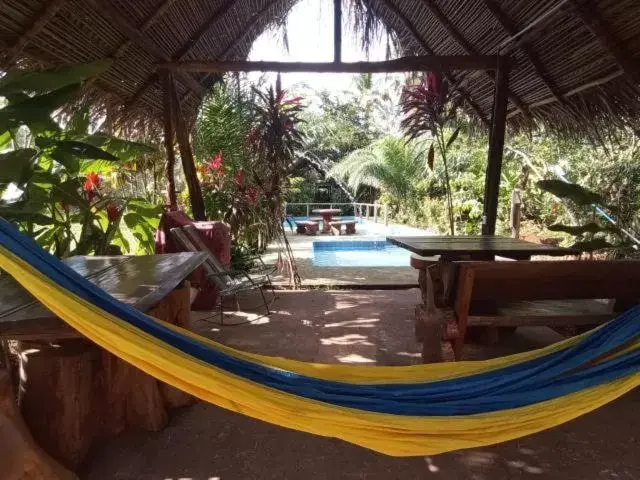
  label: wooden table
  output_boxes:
[387,236,579,361]
[387,235,579,260]
[312,208,342,233]
[0,253,206,339]
[0,252,206,477]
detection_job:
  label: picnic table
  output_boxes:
[387,235,580,360]
[312,208,342,233]
[0,252,206,476]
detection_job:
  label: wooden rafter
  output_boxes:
[125,0,237,110]
[482,0,564,104]
[568,0,640,86]
[379,0,489,126]
[2,0,68,68]
[85,0,204,96]
[421,0,531,119]
[179,0,282,106]
[159,55,504,73]
[112,0,178,60]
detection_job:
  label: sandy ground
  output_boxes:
[84,290,640,480]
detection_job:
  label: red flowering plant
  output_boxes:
[0,60,162,257]
[401,72,462,235]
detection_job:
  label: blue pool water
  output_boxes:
[313,240,411,267]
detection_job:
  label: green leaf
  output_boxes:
[49,140,117,161]
[66,105,91,135]
[569,237,614,253]
[0,149,38,183]
[427,143,435,171]
[0,84,81,134]
[50,179,88,208]
[445,127,460,151]
[0,60,113,95]
[0,131,12,150]
[83,134,155,163]
[536,179,605,207]
[548,223,604,235]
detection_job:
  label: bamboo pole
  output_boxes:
[157,55,504,73]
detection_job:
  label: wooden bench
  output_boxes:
[295,220,319,235]
[329,220,356,236]
[417,260,640,362]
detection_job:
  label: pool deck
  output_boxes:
[264,219,434,287]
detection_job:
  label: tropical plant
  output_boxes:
[401,72,462,235]
[328,136,428,202]
[0,61,161,257]
[536,179,638,255]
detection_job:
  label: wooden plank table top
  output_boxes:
[387,235,580,260]
[0,252,207,339]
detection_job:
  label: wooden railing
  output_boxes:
[284,202,389,225]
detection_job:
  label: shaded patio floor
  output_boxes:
[85,290,640,480]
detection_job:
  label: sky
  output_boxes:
[247,0,393,92]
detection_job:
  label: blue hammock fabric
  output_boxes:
[0,217,639,456]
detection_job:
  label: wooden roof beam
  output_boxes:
[179,0,282,106]
[483,0,564,105]
[85,0,204,96]
[421,0,532,120]
[568,0,640,86]
[160,56,505,73]
[112,0,178,60]
[123,0,237,112]
[379,0,489,126]
[2,0,68,68]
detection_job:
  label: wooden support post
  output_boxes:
[510,189,522,239]
[333,0,342,63]
[373,204,378,223]
[482,57,510,235]
[168,76,207,220]
[384,204,389,226]
[161,70,178,210]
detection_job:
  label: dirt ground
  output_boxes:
[84,290,640,480]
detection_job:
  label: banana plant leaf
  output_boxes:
[0,60,112,95]
[537,179,605,207]
[548,223,604,235]
[0,148,38,184]
[0,84,81,135]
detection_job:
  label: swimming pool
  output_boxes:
[313,240,411,267]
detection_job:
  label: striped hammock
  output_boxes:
[0,218,638,457]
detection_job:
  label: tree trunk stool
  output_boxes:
[8,282,194,471]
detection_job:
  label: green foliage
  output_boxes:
[0,62,159,257]
[537,179,605,207]
[329,137,428,201]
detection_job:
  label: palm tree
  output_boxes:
[328,137,428,201]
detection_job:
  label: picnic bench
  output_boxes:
[329,220,356,236]
[0,253,206,476]
[416,260,640,362]
[296,220,319,235]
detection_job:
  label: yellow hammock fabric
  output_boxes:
[0,230,639,457]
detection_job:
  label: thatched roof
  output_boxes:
[1,0,639,135]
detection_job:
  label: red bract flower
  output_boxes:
[205,152,223,171]
[84,171,100,192]
[245,186,260,205]
[234,170,245,188]
[106,203,120,223]
[282,96,302,106]
[425,72,440,97]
